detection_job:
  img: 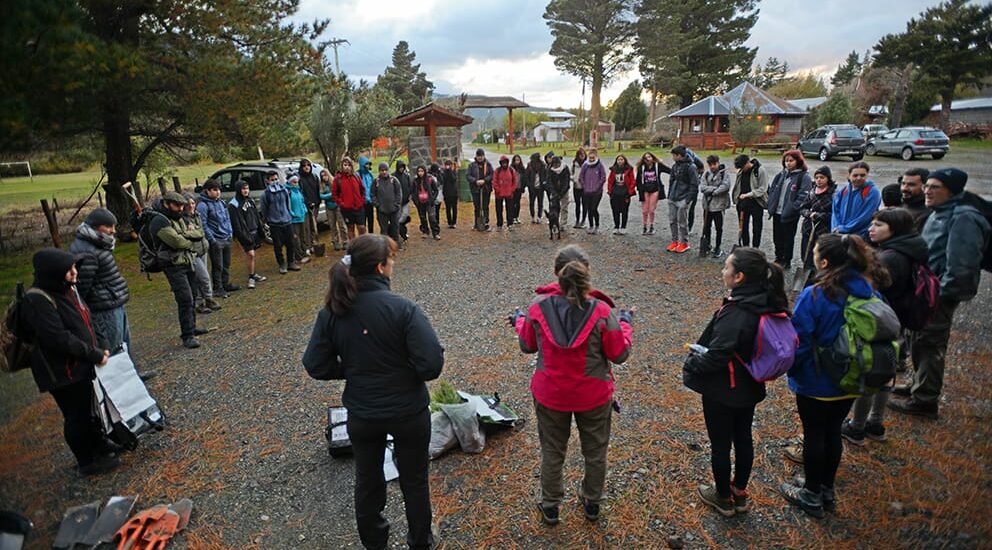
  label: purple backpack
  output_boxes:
[731,312,797,386]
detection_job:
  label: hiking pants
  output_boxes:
[583,192,603,229]
[641,191,660,228]
[702,396,755,498]
[269,223,294,268]
[348,408,435,550]
[737,200,764,248]
[377,210,400,243]
[573,188,585,226]
[529,188,544,221]
[415,202,439,237]
[797,395,855,494]
[511,188,524,222]
[444,197,458,227]
[669,200,689,243]
[326,207,347,250]
[163,264,197,340]
[208,238,232,292]
[495,197,511,228]
[50,380,103,467]
[702,211,724,252]
[534,399,612,507]
[610,195,630,229]
[192,254,212,304]
[771,215,800,268]
[364,203,375,234]
[909,297,959,406]
[291,222,307,261]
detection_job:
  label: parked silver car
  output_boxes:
[797,124,866,161]
[865,127,949,160]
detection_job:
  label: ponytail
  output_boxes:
[328,262,358,316]
[730,247,789,311]
[558,260,592,308]
[813,233,887,300]
[325,234,397,315]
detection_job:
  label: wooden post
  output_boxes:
[194,177,200,187]
[98,192,103,207]
[427,113,438,163]
[40,199,62,248]
[172,176,182,193]
[157,177,167,196]
[508,108,514,154]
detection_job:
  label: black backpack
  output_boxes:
[959,192,992,273]
[131,209,171,274]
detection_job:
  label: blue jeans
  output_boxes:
[91,306,131,353]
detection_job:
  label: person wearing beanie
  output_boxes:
[441,159,460,229]
[798,166,837,277]
[372,162,403,243]
[228,179,268,288]
[467,148,493,231]
[900,168,930,231]
[546,155,572,234]
[197,179,240,297]
[890,167,991,418]
[831,161,881,240]
[766,150,812,269]
[698,155,730,257]
[19,248,117,476]
[70,208,132,351]
[492,155,517,230]
[544,150,570,227]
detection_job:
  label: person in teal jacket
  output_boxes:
[830,161,881,239]
[358,156,375,234]
[286,175,309,263]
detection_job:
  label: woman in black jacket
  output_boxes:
[798,166,836,274]
[20,248,115,475]
[766,150,813,269]
[510,154,526,225]
[683,247,789,517]
[526,152,546,224]
[303,234,444,549]
[228,181,267,288]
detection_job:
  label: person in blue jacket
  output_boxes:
[286,175,309,265]
[358,156,376,234]
[780,232,889,519]
[196,180,239,296]
[831,161,881,239]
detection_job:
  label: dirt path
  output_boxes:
[1,196,990,549]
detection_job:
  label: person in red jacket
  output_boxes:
[512,245,634,526]
[607,155,636,235]
[332,158,367,241]
[492,155,518,230]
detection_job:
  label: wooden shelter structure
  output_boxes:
[458,94,530,153]
[389,102,474,162]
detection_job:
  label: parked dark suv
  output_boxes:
[865,126,949,160]
[797,124,866,161]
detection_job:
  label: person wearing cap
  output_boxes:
[228,179,268,288]
[492,155,517,230]
[185,192,219,314]
[889,168,991,419]
[466,148,493,231]
[830,161,881,240]
[372,162,403,244]
[149,191,210,348]
[19,248,116,475]
[197,179,240,297]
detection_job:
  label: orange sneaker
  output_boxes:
[676,242,691,253]
[666,241,679,252]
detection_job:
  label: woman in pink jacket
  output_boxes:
[512,245,634,526]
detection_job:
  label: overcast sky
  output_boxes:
[294,0,939,108]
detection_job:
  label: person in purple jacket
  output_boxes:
[831,161,881,239]
[578,148,607,234]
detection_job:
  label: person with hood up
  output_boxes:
[732,155,769,248]
[545,150,570,228]
[319,168,348,252]
[412,165,441,240]
[546,156,572,234]
[781,233,886,518]
[571,148,588,228]
[766,150,813,269]
[197,179,240,296]
[260,170,300,274]
[286,175,310,265]
[831,161,881,239]
[228,180,267,289]
[19,248,116,475]
[607,154,635,235]
[510,154,526,225]
[358,157,376,234]
[299,159,322,254]
[635,152,669,236]
[798,166,836,276]
[332,158,367,243]
[441,159,459,229]
[526,152,547,225]
[492,155,518,230]
[372,162,403,244]
[684,247,789,517]
[666,146,700,252]
[394,161,413,241]
[579,148,608,234]
[512,245,634,526]
[467,149,494,231]
[699,155,731,258]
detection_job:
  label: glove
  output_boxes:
[507,307,525,327]
[617,308,634,325]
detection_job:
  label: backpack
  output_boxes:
[815,294,901,395]
[891,260,940,331]
[1,284,54,373]
[732,312,798,384]
[131,209,171,274]
[958,192,992,273]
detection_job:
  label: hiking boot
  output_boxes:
[697,484,735,517]
[865,422,887,441]
[182,337,200,349]
[223,284,241,292]
[205,297,222,311]
[195,304,213,315]
[79,454,120,477]
[247,277,256,289]
[821,485,837,514]
[193,327,209,336]
[580,497,600,522]
[279,265,288,275]
[783,443,804,464]
[892,384,912,397]
[841,419,867,446]
[288,262,302,271]
[536,503,559,526]
[779,481,824,519]
[666,241,679,252]
[887,397,938,419]
[730,484,749,513]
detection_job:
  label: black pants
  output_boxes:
[583,192,603,228]
[799,224,824,270]
[702,211,724,252]
[208,238,232,292]
[364,203,375,233]
[609,195,630,229]
[529,188,544,220]
[51,380,103,466]
[702,396,755,498]
[348,408,435,550]
[495,197,512,227]
[771,215,800,267]
[736,200,764,248]
[416,202,440,237]
[573,188,585,225]
[797,395,855,493]
[377,210,400,243]
[511,188,524,222]
[269,223,295,267]
[163,264,197,340]
[444,197,458,226]
[687,195,698,232]
[471,189,491,229]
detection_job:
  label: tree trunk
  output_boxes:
[103,102,136,229]
[648,87,657,133]
[939,92,953,131]
[888,64,913,128]
[590,66,603,148]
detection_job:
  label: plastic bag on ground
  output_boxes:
[440,402,485,454]
[428,411,458,459]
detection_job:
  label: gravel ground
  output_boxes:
[1,165,991,549]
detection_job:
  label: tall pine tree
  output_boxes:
[376,41,434,113]
[831,51,863,87]
[544,0,634,145]
[635,0,757,108]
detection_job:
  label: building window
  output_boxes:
[705,117,716,133]
[691,119,702,133]
[719,117,729,132]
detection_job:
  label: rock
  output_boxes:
[889,501,905,516]
[637,468,648,476]
[298,534,306,542]
[666,535,684,549]
[261,515,270,521]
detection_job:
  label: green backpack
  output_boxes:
[815,294,901,395]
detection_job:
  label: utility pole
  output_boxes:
[328,38,350,76]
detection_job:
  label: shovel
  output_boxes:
[731,205,746,251]
[792,219,820,292]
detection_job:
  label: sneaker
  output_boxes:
[78,454,120,477]
[193,327,210,336]
[887,396,938,419]
[821,485,837,514]
[666,241,679,252]
[279,265,288,275]
[182,337,201,349]
[865,422,887,441]
[223,284,241,292]
[779,481,824,519]
[215,292,229,299]
[247,278,256,289]
[648,225,656,235]
[613,228,621,235]
[195,304,213,315]
[642,226,648,235]
[536,503,559,526]
[697,484,735,517]
[730,485,749,513]
[711,248,722,258]
[300,256,311,264]
[841,419,866,446]
[892,385,911,397]
[580,497,600,522]
[250,273,267,282]
[676,242,691,253]
[205,298,222,311]
[620,228,627,235]
[288,262,302,271]
[573,222,583,229]
[783,443,804,464]
[433,235,441,241]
